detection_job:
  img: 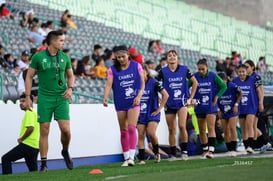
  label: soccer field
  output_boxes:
[1,157,272,181]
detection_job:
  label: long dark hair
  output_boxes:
[142,64,152,80]
[197,58,208,66]
[113,45,128,72]
[244,59,255,72]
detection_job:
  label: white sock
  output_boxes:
[129,149,136,160]
[123,151,129,160]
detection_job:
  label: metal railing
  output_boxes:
[72,91,113,104]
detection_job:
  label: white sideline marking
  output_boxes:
[105,175,129,180]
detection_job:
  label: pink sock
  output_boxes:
[120,130,129,152]
[128,125,137,149]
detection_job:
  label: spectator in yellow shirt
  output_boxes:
[1,94,39,175]
[95,57,108,79]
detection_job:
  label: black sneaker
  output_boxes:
[40,165,48,172]
[61,150,74,170]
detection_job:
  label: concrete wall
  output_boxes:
[0,104,170,163]
[181,0,273,26]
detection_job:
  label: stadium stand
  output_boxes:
[0,0,273,103]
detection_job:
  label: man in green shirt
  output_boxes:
[1,94,39,175]
[25,30,75,172]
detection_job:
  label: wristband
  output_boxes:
[68,87,74,91]
[234,103,239,107]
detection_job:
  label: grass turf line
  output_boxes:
[1,157,272,181]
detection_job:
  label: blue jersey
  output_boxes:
[233,76,257,114]
[111,61,141,111]
[138,78,162,124]
[217,81,240,119]
[193,71,218,114]
[160,65,190,109]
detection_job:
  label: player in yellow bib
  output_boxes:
[1,94,39,175]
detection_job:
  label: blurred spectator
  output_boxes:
[71,58,78,76]
[29,48,37,59]
[148,40,163,56]
[61,9,77,29]
[61,9,70,24]
[155,56,167,72]
[145,60,158,77]
[20,9,39,28]
[0,3,13,18]
[215,57,226,73]
[37,39,47,52]
[27,24,44,45]
[11,64,20,75]
[38,22,48,37]
[226,63,237,80]
[3,53,16,70]
[237,54,243,65]
[128,47,143,64]
[91,44,102,64]
[0,44,5,67]
[224,57,231,70]
[58,23,73,42]
[17,50,30,71]
[148,40,158,55]
[75,55,97,78]
[155,40,163,54]
[94,57,108,79]
[104,49,114,68]
[45,20,54,34]
[231,51,239,65]
[256,56,268,72]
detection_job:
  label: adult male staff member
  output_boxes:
[1,94,39,175]
[25,30,75,172]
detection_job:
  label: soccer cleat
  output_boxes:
[168,155,177,161]
[61,150,74,170]
[138,160,146,165]
[181,154,189,161]
[128,159,135,166]
[246,147,255,154]
[230,151,237,157]
[39,165,48,172]
[260,145,267,154]
[206,152,214,159]
[121,160,129,167]
[154,154,161,163]
[266,142,272,149]
[200,152,208,159]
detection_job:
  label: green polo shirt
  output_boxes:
[30,50,72,96]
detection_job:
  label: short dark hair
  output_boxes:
[46,20,53,26]
[113,45,128,53]
[94,44,102,50]
[46,30,63,45]
[237,64,247,70]
[20,93,34,102]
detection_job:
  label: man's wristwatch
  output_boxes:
[68,87,74,91]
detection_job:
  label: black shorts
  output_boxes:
[164,106,186,115]
[239,114,247,119]
[196,113,217,119]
